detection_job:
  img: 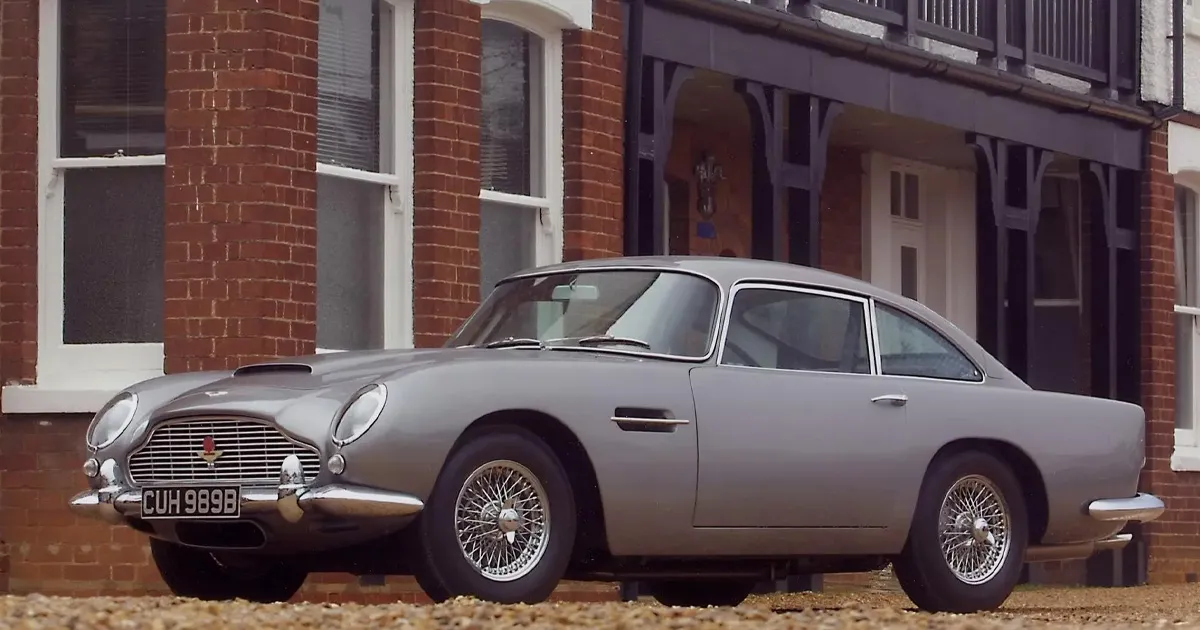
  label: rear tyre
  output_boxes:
[893,449,1028,614]
[646,579,757,608]
[149,538,308,602]
[411,425,577,604]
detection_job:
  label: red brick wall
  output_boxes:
[1140,125,1200,583]
[666,120,754,256]
[664,117,863,273]
[0,0,41,595]
[163,0,320,372]
[821,147,865,279]
[0,0,39,386]
[563,0,625,260]
[411,0,482,348]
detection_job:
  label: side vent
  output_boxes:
[233,363,314,377]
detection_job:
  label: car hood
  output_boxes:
[147,346,642,421]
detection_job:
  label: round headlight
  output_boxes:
[86,391,139,450]
[332,384,387,446]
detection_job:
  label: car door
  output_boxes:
[690,282,911,529]
[865,299,991,506]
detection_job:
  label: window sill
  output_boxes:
[1172,443,1200,472]
[3,384,124,415]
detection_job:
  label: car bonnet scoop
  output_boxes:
[233,362,315,377]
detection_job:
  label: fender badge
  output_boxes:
[204,390,228,398]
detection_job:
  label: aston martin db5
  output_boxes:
[69,256,1164,612]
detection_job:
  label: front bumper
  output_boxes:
[67,455,425,526]
[1087,492,1166,523]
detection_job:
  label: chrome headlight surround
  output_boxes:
[85,391,139,451]
[332,383,388,447]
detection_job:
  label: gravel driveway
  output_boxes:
[2,584,1199,629]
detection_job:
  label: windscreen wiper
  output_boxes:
[571,335,653,350]
[482,337,546,349]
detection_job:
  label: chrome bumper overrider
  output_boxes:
[1087,492,1166,523]
[67,455,424,526]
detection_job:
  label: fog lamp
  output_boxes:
[328,453,347,476]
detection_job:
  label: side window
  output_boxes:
[875,303,983,382]
[722,288,870,374]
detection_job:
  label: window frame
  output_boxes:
[450,266,725,361]
[314,0,416,355]
[477,5,566,294]
[715,282,877,377]
[1033,173,1084,308]
[868,297,987,384]
[1173,183,1200,470]
[6,0,168,414]
[713,281,987,386]
[6,0,416,412]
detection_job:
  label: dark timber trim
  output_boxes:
[623,60,842,266]
[1075,160,1144,588]
[639,2,1144,170]
[644,0,1153,129]
[737,82,842,264]
[626,58,692,256]
[968,135,1051,379]
[970,138,1145,588]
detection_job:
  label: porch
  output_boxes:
[620,0,1147,593]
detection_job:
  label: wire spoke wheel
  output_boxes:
[454,459,551,582]
[938,474,1011,585]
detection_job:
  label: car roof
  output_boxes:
[520,255,888,296]
[505,255,1024,386]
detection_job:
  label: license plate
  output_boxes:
[140,485,242,520]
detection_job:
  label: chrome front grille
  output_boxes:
[128,417,322,485]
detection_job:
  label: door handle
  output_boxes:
[610,416,691,433]
[611,416,690,427]
[871,394,908,407]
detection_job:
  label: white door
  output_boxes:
[863,155,976,335]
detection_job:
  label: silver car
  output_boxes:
[69,256,1164,612]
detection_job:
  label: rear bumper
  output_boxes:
[1026,493,1165,563]
[67,455,425,526]
[1087,492,1166,523]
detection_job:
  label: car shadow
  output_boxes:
[770,606,921,614]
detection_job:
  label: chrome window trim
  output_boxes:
[868,296,884,376]
[714,281,876,377]
[450,265,727,363]
[868,297,988,385]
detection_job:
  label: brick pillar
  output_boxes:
[0,0,39,386]
[163,0,319,373]
[1140,126,1180,581]
[819,147,865,279]
[412,0,482,348]
[562,0,625,261]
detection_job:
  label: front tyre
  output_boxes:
[412,425,577,604]
[149,538,308,602]
[893,450,1028,614]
